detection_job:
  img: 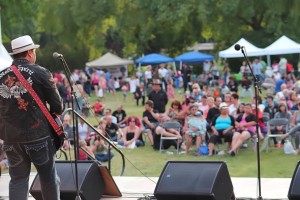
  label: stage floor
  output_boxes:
[0,173,291,200]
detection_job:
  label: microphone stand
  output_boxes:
[55,55,82,200]
[241,48,263,200]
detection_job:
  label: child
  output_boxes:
[121,83,128,102]
[93,99,105,116]
[185,107,207,155]
[78,140,95,160]
[167,81,175,99]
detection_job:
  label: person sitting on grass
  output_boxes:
[93,99,105,116]
[78,140,95,160]
[228,103,256,156]
[118,116,145,148]
[112,105,128,128]
[184,104,207,155]
[104,116,122,142]
[91,135,114,162]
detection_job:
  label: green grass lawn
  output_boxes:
[84,87,300,178]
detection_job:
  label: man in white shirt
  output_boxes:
[144,65,153,86]
[278,56,287,76]
[158,64,168,91]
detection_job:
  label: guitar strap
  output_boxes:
[11,65,64,135]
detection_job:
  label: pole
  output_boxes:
[55,55,82,200]
[241,48,263,200]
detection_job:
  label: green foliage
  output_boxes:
[2,0,300,70]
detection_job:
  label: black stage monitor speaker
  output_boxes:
[154,161,234,200]
[30,161,105,200]
[288,161,300,200]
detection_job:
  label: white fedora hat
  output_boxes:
[10,35,40,55]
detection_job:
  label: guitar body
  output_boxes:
[52,115,66,151]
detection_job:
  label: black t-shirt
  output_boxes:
[148,90,168,113]
[206,107,221,124]
[105,123,119,139]
[142,110,158,123]
[112,110,127,123]
[263,104,279,119]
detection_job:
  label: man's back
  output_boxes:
[0,59,63,143]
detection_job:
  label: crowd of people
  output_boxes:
[49,56,300,160]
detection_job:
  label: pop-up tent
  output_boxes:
[175,51,214,63]
[135,53,174,66]
[86,52,133,78]
[264,35,300,55]
[86,52,133,67]
[264,35,300,66]
[219,38,265,58]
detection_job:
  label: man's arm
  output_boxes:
[41,69,64,115]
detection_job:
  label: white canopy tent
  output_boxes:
[219,38,265,58]
[86,52,133,78]
[264,35,300,66]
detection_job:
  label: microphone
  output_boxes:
[234,44,244,51]
[53,52,63,58]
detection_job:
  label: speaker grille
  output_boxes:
[30,161,105,200]
[154,161,233,200]
[288,161,300,199]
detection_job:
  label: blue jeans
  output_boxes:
[3,136,60,200]
[241,87,253,98]
[95,152,114,162]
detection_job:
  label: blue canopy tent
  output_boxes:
[175,51,214,68]
[136,53,175,78]
[136,53,174,66]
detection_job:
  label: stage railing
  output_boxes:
[62,108,125,176]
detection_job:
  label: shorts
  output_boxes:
[143,122,159,131]
[209,129,233,145]
[187,130,204,137]
[236,129,255,137]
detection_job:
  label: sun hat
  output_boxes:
[219,102,228,109]
[10,35,40,55]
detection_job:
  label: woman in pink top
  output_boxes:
[228,103,256,156]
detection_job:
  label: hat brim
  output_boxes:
[10,44,40,55]
[220,106,229,109]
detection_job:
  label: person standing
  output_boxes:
[148,79,168,113]
[181,64,192,92]
[0,35,63,199]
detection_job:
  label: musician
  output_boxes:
[0,35,63,200]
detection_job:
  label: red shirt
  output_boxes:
[93,102,103,112]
